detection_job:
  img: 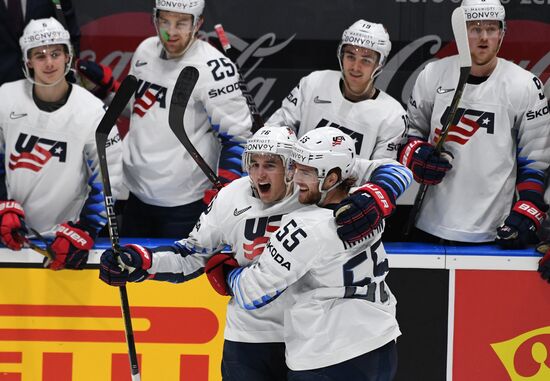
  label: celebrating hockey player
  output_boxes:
[0,18,122,269]
[206,127,405,380]
[99,124,411,380]
[268,19,406,161]
[77,0,252,238]
[400,0,550,246]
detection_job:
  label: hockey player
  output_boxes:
[101,126,299,380]
[77,0,252,238]
[205,127,405,380]
[267,19,408,243]
[0,18,122,270]
[268,19,407,162]
[400,0,550,246]
[99,125,411,380]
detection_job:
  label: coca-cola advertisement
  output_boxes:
[76,0,550,119]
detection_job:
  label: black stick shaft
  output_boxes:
[95,75,141,380]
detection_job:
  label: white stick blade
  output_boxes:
[451,7,472,68]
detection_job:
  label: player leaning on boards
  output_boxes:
[99,125,412,380]
[400,0,550,246]
[206,128,406,381]
[0,18,122,269]
[77,0,252,238]
[268,19,407,162]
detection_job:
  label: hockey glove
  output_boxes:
[0,200,26,250]
[205,253,239,296]
[496,200,547,250]
[99,244,153,286]
[75,59,120,100]
[334,183,396,243]
[399,138,452,185]
[47,222,94,270]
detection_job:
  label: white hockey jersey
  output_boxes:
[227,207,400,370]
[0,80,122,236]
[149,177,302,342]
[407,56,550,242]
[268,70,406,160]
[124,37,252,207]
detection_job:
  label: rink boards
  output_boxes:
[0,240,548,381]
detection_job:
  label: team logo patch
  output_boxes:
[9,133,67,171]
[242,215,283,260]
[435,107,495,145]
[332,136,344,146]
[132,79,168,117]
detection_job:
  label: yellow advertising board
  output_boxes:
[0,268,228,380]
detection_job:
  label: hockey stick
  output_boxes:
[27,226,56,263]
[214,24,264,133]
[404,7,472,236]
[16,223,56,263]
[95,75,141,381]
[169,66,224,191]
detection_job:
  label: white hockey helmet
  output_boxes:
[19,18,73,84]
[461,0,505,28]
[243,125,297,172]
[291,127,356,187]
[154,0,205,28]
[337,20,392,67]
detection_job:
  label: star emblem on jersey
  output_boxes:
[135,60,148,67]
[436,86,455,94]
[233,206,252,216]
[9,112,28,119]
[313,96,331,104]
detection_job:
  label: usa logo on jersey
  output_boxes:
[435,107,495,145]
[133,79,168,117]
[9,133,67,172]
[242,214,283,260]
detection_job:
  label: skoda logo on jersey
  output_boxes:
[243,215,283,260]
[435,107,495,145]
[315,119,363,154]
[10,133,67,172]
